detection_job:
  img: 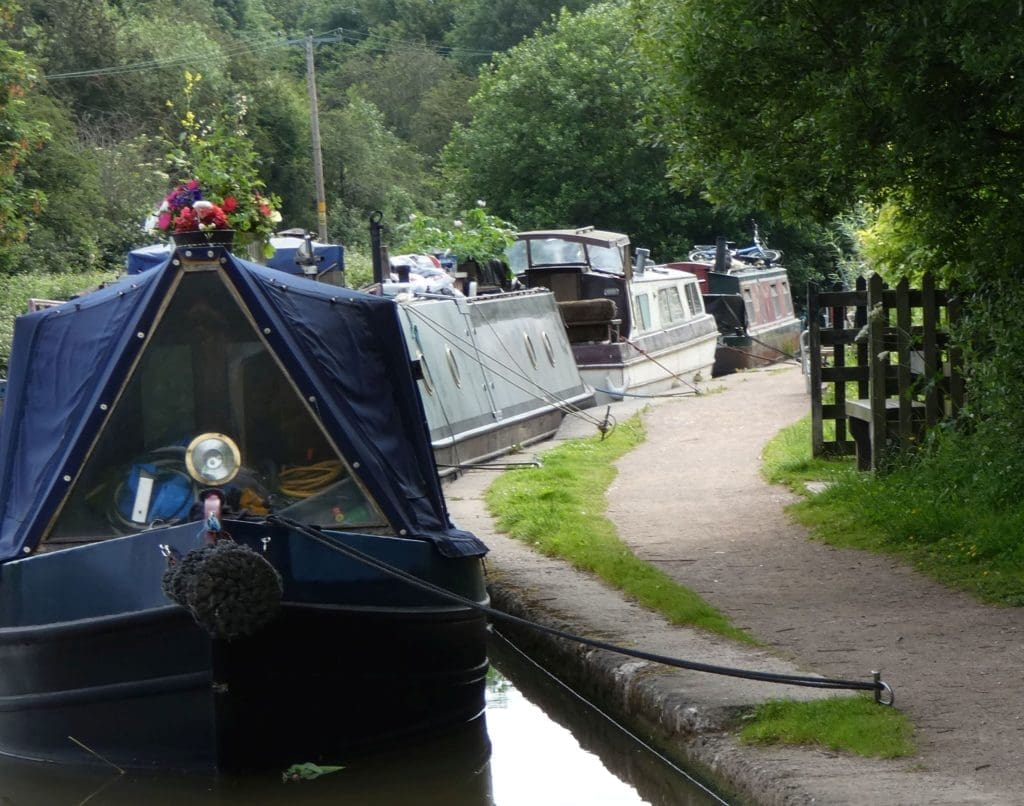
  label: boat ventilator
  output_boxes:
[266,515,895,706]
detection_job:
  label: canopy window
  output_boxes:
[48,269,385,542]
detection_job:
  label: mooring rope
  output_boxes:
[267,515,893,704]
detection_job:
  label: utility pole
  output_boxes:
[305,32,329,243]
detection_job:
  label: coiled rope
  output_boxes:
[267,515,894,704]
[161,522,283,639]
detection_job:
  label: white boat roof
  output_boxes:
[516,228,630,249]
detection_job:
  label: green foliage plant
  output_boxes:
[484,413,754,643]
[759,412,1024,606]
[739,696,915,759]
[0,1,49,269]
[395,202,517,264]
[159,72,282,258]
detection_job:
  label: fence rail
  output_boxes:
[806,273,963,470]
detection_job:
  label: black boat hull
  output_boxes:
[0,524,489,771]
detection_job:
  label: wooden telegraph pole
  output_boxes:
[305,32,328,244]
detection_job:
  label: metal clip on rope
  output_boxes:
[873,670,895,706]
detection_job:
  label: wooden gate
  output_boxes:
[806,273,964,470]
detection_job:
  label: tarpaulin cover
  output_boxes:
[0,251,485,562]
[126,238,344,277]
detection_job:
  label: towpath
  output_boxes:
[445,363,1023,805]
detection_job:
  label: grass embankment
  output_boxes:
[484,412,754,644]
[763,416,1024,606]
[484,405,918,759]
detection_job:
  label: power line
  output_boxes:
[42,25,495,83]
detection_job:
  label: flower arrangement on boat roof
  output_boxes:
[152,71,284,257]
[152,179,282,240]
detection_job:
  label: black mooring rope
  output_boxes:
[267,515,893,704]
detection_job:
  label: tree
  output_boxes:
[441,0,729,260]
[318,92,428,248]
[445,0,597,71]
[633,0,1024,282]
[0,1,48,272]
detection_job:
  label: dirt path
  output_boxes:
[447,364,1023,804]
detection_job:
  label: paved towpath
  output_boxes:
[446,364,1023,805]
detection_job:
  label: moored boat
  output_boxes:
[509,227,718,403]
[128,237,594,478]
[0,243,489,771]
[665,232,801,376]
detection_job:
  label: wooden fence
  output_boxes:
[806,273,964,470]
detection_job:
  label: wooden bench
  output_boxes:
[845,397,926,471]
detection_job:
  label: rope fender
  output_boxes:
[162,538,283,639]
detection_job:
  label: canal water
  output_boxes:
[0,634,727,805]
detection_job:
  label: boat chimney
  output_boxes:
[634,247,650,274]
[370,211,386,284]
[714,237,730,273]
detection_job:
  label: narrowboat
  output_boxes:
[0,242,490,771]
[508,228,718,403]
[665,238,801,376]
[128,237,594,478]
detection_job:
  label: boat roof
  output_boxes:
[515,228,630,249]
[126,236,344,277]
[0,248,485,562]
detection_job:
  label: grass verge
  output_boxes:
[484,412,754,644]
[739,696,915,758]
[761,415,1024,606]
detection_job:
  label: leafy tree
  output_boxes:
[332,44,474,160]
[442,0,728,260]
[319,92,428,248]
[632,0,1024,282]
[0,1,48,272]
[445,0,597,71]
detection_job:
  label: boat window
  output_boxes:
[684,283,703,316]
[633,294,651,331]
[742,287,757,322]
[530,238,585,266]
[781,281,791,313]
[769,284,782,318]
[506,240,528,273]
[48,270,385,541]
[658,287,687,324]
[587,244,625,272]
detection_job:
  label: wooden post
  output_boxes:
[921,273,941,426]
[867,273,887,470]
[895,276,914,451]
[808,282,823,457]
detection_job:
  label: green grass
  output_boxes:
[760,415,856,493]
[761,415,1024,606]
[739,696,915,758]
[484,412,754,644]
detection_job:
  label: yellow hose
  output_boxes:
[278,460,343,498]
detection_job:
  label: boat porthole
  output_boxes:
[417,350,434,396]
[524,333,538,369]
[542,332,556,366]
[446,346,462,388]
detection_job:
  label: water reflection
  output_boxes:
[487,632,726,806]
[0,634,725,805]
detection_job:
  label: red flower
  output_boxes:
[222,196,238,213]
[174,206,197,232]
